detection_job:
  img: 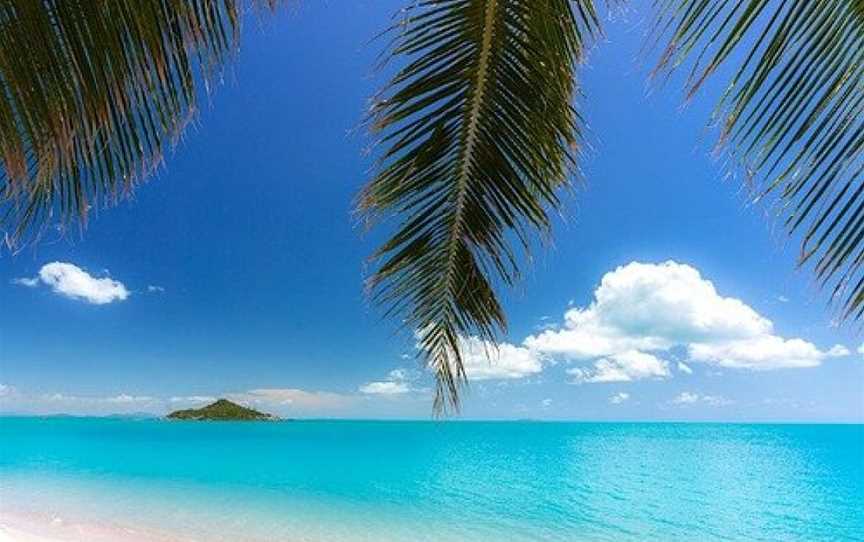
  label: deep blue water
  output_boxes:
[1,418,862,541]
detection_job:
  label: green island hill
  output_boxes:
[166,399,278,421]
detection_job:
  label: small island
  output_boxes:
[166,399,277,421]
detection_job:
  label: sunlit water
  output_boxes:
[1,418,861,541]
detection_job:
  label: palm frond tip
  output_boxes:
[360,0,604,411]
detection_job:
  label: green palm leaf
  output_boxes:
[650,0,864,319]
[0,0,243,246]
[360,0,604,412]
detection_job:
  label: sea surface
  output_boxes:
[0,418,861,541]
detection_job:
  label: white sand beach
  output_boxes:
[0,524,63,542]
[0,511,180,542]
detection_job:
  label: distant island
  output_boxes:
[166,399,277,421]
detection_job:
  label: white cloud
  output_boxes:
[777,295,790,303]
[169,395,216,404]
[541,398,553,408]
[104,394,153,404]
[609,392,630,404]
[359,381,411,395]
[672,391,699,404]
[146,285,165,293]
[359,367,427,396]
[672,392,732,406]
[677,361,693,375]
[828,345,851,357]
[568,350,669,383]
[454,336,543,380]
[227,388,351,410]
[689,336,848,370]
[524,261,846,374]
[858,343,864,356]
[14,262,129,304]
[1,386,416,418]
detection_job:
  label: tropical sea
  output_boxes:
[0,418,861,541]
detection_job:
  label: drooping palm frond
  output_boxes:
[360,0,604,412]
[650,0,864,319]
[0,0,244,246]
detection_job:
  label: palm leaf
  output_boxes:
[360,0,604,412]
[650,0,864,319]
[0,0,244,246]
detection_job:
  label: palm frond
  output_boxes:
[360,0,604,412]
[650,0,864,319]
[0,0,243,246]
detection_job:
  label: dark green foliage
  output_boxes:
[166,399,277,421]
[359,0,603,412]
[0,0,242,246]
[650,0,864,319]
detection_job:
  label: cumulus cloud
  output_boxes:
[13,262,129,304]
[568,350,669,383]
[359,381,412,395]
[359,368,426,395]
[453,336,543,380]
[524,261,848,376]
[609,392,630,404]
[689,336,848,370]
[672,392,732,406]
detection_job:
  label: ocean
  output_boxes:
[0,418,861,541]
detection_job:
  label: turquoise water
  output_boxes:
[0,418,861,541]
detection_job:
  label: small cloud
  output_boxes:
[826,345,850,357]
[104,394,154,404]
[541,398,553,408]
[0,384,15,398]
[677,361,693,375]
[777,295,789,303]
[672,391,732,406]
[672,391,699,404]
[146,285,165,293]
[169,395,216,404]
[228,388,351,410]
[14,262,129,304]
[609,392,630,404]
[859,342,864,356]
[359,367,424,395]
[359,381,411,395]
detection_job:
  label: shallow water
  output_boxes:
[1,418,861,541]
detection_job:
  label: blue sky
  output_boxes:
[1,2,861,421]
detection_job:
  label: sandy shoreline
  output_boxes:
[0,511,184,542]
[0,524,65,542]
